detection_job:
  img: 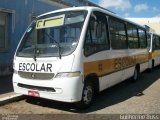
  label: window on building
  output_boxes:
[0,12,8,51]
[138,28,147,48]
[127,24,139,49]
[84,12,109,56]
[108,18,127,49]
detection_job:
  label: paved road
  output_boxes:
[0,67,160,115]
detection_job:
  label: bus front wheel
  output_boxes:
[75,81,94,109]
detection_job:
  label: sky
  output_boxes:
[89,0,160,18]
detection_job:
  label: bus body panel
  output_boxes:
[83,49,149,91]
[148,33,160,68]
[13,6,151,105]
[13,54,85,102]
[13,73,83,102]
[14,55,75,74]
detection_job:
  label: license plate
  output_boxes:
[28,90,40,97]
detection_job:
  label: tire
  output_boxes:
[132,66,140,82]
[149,60,154,72]
[75,81,94,109]
[152,60,154,69]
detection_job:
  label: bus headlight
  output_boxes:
[55,71,81,78]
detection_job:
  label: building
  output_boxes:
[127,17,160,34]
[0,0,94,76]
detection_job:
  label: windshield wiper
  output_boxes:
[33,45,37,61]
[44,33,62,59]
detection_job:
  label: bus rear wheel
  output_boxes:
[132,66,140,82]
[152,60,155,69]
[75,81,94,109]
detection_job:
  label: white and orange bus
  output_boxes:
[13,6,149,108]
[148,32,160,69]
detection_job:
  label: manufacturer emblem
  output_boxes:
[31,73,35,78]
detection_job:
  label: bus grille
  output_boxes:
[18,71,55,80]
[18,83,55,92]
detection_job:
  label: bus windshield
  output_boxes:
[17,11,87,58]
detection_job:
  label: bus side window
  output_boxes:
[155,35,160,49]
[84,12,109,56]
[147,33,151,49]
[152,35,156,50]
[108,18,127,49]
[138,29,147,48]
[127,24,139,49]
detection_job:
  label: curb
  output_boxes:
[0,94,26,106]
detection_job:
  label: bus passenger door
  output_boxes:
[83,11,110,91]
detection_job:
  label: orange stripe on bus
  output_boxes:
[151,51,160,59]
[84,53,149,77]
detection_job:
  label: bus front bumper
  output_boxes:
[12,73,84,103]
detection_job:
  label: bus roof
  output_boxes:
[37,6,145,29]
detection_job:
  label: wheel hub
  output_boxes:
[83,86,93,104]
